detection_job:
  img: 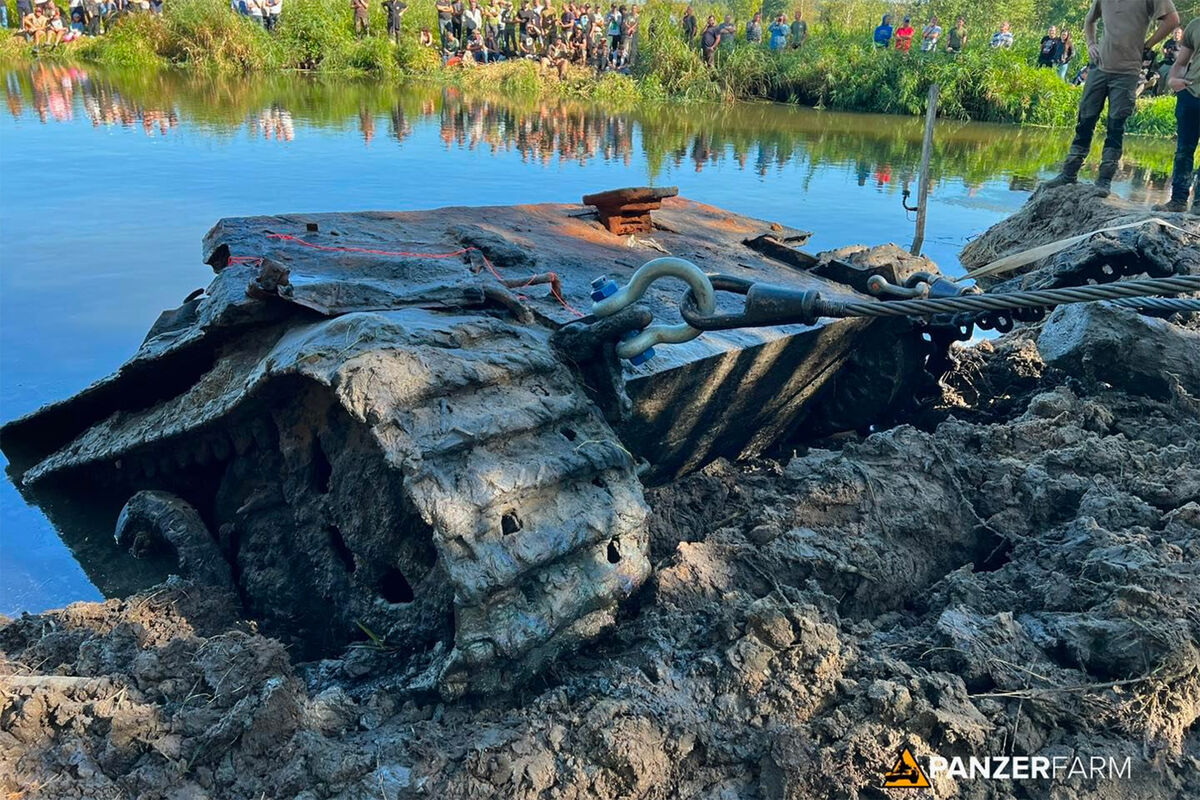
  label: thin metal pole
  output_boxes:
[911,83,939,256]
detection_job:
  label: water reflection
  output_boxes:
[3,62,1176,200]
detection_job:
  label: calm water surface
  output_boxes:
[0,63,1177,614]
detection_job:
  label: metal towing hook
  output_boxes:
[590,257,717,364]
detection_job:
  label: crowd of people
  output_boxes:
[230,0,285,30]
[9,0,162,47]
[420,1,644,75]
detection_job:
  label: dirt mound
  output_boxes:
[5,292,1200,798]
[959,184,1200,291]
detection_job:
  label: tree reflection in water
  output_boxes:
[3,63,1175,200]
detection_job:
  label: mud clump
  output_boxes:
[5,300,1199,798]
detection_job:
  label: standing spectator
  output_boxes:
[894,16,914,52]
[1045,0,1179,196]
[525,3,543,48]
[542,1,556,46]
[746,11,761,44]
[718,13,734,48]
[945,16,967,53]
[437,0,454,47]
[248,0,264,26]
[517,0,532,39]
[789,10,806,49]
[1038,25,1062,67]
[990,21,1014,49]
[768,13,787,51]
[265,0,282,29]
[464,0,482,39]
[624,4,638,66]
[352,0,368,35]
[701,13,718,66]
[383,0,406,38]
[1158,26,1184,90]
[682,4,695,45]
[920,16,941,52]
[501,0,517,53]
[558,3,573,45]
[872,13,892,48]
[17,0,35,29]
[485,0,500,43]
[1153,14,1199,212]
[83,0,101,33]
[605,3,621,54]
[451,0,464,40]
[1059,30,1077,80]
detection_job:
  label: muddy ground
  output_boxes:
[3,188,1199,799]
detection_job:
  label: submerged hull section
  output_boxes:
[1,195,926,695]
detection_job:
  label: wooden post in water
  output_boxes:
[910,84,940,256]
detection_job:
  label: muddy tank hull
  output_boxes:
[1,195,929,697]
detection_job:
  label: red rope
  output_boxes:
[246,232,584,317]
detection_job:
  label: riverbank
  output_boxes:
[0,0,1181,134]
[3,188,1199,798]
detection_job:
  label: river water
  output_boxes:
[0,62,1177,615]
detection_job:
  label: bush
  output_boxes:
[163,0,281,70]
[77,12,172,69]
[273,0,354,69]
[1129,95,1180,137]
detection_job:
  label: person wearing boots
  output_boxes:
[1046,0,1179,197]
[1154,15,1200,212]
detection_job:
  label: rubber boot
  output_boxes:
[1094,148,1121,197]
[1043,155,1083,189]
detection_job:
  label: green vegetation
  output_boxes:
[3,0,1198,134]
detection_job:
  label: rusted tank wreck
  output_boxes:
[1,188,936,698]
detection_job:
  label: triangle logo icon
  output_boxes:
[882,746,932,789]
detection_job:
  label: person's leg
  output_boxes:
[1095,72,1139,195]
[1046,68,1109,187]
[1168,91,1200,208]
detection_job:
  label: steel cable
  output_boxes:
[1110,296,1200,314]
[821,276,1200,319]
